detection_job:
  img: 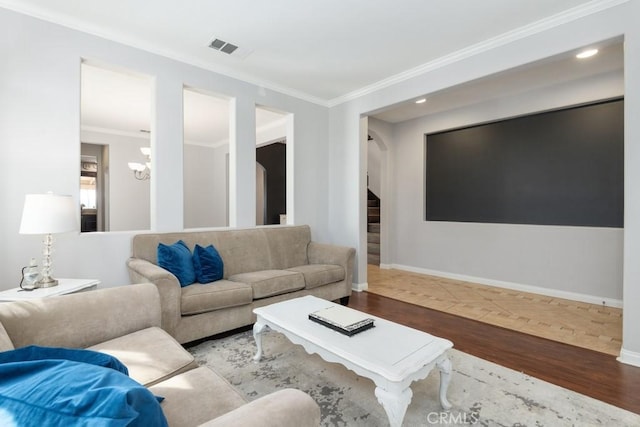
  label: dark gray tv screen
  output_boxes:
[425,98,623,227]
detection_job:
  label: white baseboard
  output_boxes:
[617,348,640,367]
[352,281,368,292]
[387,263,623,308]
[379,263,393,270]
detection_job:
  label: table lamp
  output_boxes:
[19,193,78,287]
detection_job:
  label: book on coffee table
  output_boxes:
[308,305,375,336]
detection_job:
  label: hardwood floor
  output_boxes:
[348,291,640,415]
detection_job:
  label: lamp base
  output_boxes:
[38,277,59,288]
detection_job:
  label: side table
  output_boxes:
[0,278,100,302]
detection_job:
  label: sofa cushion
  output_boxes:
[229,270,305,299]
[193,244,224,283]
[198,389,321,427]
[88,326,197,387]
[214,229,272,277]
[157,240,196,287]
[181,280,253,316]
[149,366,247,427]
[287,264,345,289]
[262,225,310,269]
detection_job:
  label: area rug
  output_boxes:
[188,330,639,426]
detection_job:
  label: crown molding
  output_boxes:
[81,125,150,139]
[327,0,629,107]
[184,139,228,148]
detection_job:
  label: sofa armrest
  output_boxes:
[308,242,355,267]
[308,242,356,292]
[198,389,320,427]
[126,258,182,338]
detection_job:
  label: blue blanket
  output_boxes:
[0,346,167,427]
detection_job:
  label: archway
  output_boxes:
[366,128,389,271]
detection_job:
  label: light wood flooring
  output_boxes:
[366,265,622,356]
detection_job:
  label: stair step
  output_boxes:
[367,190,381,265]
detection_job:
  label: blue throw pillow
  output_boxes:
[0,358,168,427]
[193,244,224,283]
[157,240,196,287]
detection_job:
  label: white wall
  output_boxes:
[328,2,640,363]
[183,144,222,229]
[620,0,640,367]
[0,7,329,288]
[212,144,230,227]
[387,71,624,302]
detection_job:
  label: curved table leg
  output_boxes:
[436,356,452,409]
[253,320,268,362]
[375,386,412,427]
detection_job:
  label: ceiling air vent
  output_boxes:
[209,38,238,55]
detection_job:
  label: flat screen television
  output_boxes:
[425,98,623,227]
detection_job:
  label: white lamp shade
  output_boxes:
[19,194,78,234]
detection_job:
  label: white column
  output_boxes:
[229,97,256,227]
[152,76,184,231]
[620,5,640,367]
[285,113,295,225]
[358,116,369,290]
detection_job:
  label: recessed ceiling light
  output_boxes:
[576,48,598,59]
[415,98,427,104]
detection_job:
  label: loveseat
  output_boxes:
[127,225,355,344]
[0,283,320,426]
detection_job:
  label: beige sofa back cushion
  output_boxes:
[131,225,311,279]
[261,226,310,270]
[0,283,161,349]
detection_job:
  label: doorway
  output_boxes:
[256,105,289,225]
[80,143,108,231]
[256,141,286,225]
[366,130,389,267]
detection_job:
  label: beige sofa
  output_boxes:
[0,283,320,427]
[127,225,355,344]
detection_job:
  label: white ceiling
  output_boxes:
[0,0,618,105]
[372,40,624,123]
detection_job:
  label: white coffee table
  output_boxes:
[253,295,453,427]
